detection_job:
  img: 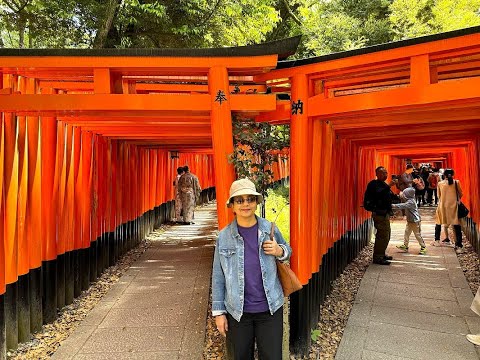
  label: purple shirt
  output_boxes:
[237,223,269,313]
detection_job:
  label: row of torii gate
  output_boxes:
[1,26,480,357]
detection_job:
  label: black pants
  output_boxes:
[427,188,438,204]
[435,224,463,247]
[227,307,283,360]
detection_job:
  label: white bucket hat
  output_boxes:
[226,178,263,208]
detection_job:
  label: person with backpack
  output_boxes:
[363,166,399,265]
[427,168,440,206]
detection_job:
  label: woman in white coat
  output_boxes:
[432,169,464,252]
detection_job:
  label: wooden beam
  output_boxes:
[230,94,276,111]
[0,94,211,112]
[0,55,278,71]
[0,93,276,114]
[256,33,480,81]
[255,101,290,122]
[308,77,480,117]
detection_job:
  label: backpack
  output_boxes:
[428,174,438,189]
[363,190,375,212]
[413,177,425,191]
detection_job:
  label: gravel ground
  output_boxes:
[6,225,169,360]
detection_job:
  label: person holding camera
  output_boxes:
[363,166,398,265]
[397,164,414,191]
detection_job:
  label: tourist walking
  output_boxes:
[177,166,202,224]
[212,178,292,359]
[432,168,464,253]
[427,168,440,206]
[173,166,185,223]
[363,166,398,265]
[392,187,427,255]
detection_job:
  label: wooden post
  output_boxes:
[208,66,236,230]
[26,78,42,332]
[290,73,310,282]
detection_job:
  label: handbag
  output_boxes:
[455,181,469,219]
[270,222,303,297]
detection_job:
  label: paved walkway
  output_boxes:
[336,207,480,360]
[52,203,218,360]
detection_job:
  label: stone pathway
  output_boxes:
[336,207,480,360]
[52,203,218,360]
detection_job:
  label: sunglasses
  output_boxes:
[233,196,257,205]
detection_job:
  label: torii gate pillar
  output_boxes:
[209,66,236,230]
[290,74,310,283]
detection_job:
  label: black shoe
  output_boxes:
[384,255,393,261]
[442,238,451,243]
[373,258,391,265]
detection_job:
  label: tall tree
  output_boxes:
[389,0,480,40]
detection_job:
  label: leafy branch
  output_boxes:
[229,116,290,216]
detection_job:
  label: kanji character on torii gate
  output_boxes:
[1,25,480,356]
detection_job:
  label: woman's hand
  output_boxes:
[263,239,283,257]
[215,315,228,337]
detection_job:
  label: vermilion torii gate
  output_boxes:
[1,26,480,357]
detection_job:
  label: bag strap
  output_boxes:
[270,222,275,241]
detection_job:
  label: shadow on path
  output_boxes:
[52,203,218,360]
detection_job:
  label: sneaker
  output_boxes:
[441,238,451,244]
[396,244,409,252]
[431,240,440,247]
[466,334,480,346]
[455,247,464,254]
[373,257,391,265]
[419,247,427,255]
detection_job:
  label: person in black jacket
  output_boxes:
[363,166,398,265]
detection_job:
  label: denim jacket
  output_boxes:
[211,216,292,322]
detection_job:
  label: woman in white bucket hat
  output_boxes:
[211,178,291,359]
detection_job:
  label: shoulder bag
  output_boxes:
[455,181,469,219]
[270,222,303,297]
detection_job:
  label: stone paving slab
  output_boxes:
[336,208,480,359]
[361,350,414,360]
[370,305,470,334]
[52,203,218,360]
[364,322,478,360]
[78,326,184,353]
[73,351,180,360]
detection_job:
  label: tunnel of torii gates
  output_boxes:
[1,25,480,357]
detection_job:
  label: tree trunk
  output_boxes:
[93,0,121,49]
[18,17,26,48]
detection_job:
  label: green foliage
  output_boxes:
[295,0,393,56]
[1,0,479,54]
[229,117,290,209]
[0,0,96,48]
[311,329,321,342]
[389,0,480,40]
[257,186,290,242]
